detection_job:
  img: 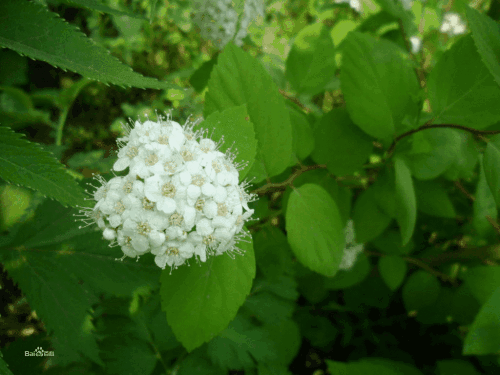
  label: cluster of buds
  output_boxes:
[75,114,257,271]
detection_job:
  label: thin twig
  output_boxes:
[454,180,475,202]
[279,89,311,114]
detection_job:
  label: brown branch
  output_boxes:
[251,164,327,196]
[454,180,475,202]
[386,123,500,159]
[486,215,500,235]
[279,89,312,114]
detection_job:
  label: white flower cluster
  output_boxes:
[440,12,467,36]
[192,0,264,49]
[76,114,256,271]
[339,219,364,270]
[335,0,362,13]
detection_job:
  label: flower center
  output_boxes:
[169,213,184,226]
[123,181,133,194]
[164,161,177,174]
[217,203,228,216]
[115,201,125,214]
[145,153,159,166]
[195,198,205,211]
[180,149,193,161]
[203,234,216,246]
[167,247,179,256]
[142,197,155,210]
[192,174,205,187]
[161,182,176,198]
[126,146,138,159]
[212,161,222,173]
[137,222,151,235]
[158,135,169,145]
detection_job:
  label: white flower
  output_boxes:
[440,12,467,36]
[410,36,421,54]
[339,220,364,270]
[335,0,362,12]
[76,113,257,271]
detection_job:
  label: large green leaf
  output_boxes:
[483,139,500,209]
[473,155,498,237]
[204,44,293,180]
[285,23,337,95]
[160,233,255,352]
[0,199,161,366]
[340,32,420,139]
[466,6,500,88]
[288,104,314,161]
[379,255,407,291]
[0,0,174,90]
[414,179,456,218]
[195,105,257,181]
[286,184,345,277]
[352,188,392,243]
[311,108,373,176]
[464,266,500,305]
[402,270,441,312]
[0,127,87,208]
[394,157,416,246]
[427,35,500,129]
[463,285,500,355]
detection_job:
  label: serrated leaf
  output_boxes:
[394,156,416,246]
[0,127,87,208]
[286,184,345,277]
[414,179,456,218]
[58,0,147,20]
[285,23,337,95]
[341,32,420,139]
[484,141,500,209]
[466,6,500,88]
[0,0,175,90]
[160,234,255,352]
[402,270,441,312]
[311,108,373,176]
[378,255,407,290]
[427,35,500,129]
[195,105,257,181]
[204,44,293,180]
[0,199,161,365]
[463,285,500,355]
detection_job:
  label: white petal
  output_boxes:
[149,231,166,247]
[196,218,214,236]
[113,157,130,171]
[213,186,228,203]
[203,200,218,219]
[131,235,150,253]
[103,228,116,240]
[179,171,192,185]
[154,254,168,269]
[122,245,138,258]
[158,198,177,214]
[201,183,216,197]
[187,185,201,199]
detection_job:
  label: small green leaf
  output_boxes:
[378,255,407,291]
[427,35,500,129]
[311,108,373,176]
[286,184,345,277]
[160,235,256,352]
[196,105,257,180]
[463,286,500,355]
[394,157,416,246]
[414,179,456,218]
[352,188,392,243]
[205,44,293,180]
[341,32,420,139]
[483,141,500,209]
[466,6,500,88]
[0,127,87,208]
[285,23,337,95]
[402,270,441,312]
[0,0,174,90]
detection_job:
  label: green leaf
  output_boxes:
[0,127,87,208]
[0,0,174,90]
[0,350,14,375]
[401,128,462,180]
[372,228,414,256]
[190,54,219,92]
[378,255,407,291]
[414,179,456,218]
[484,141,500,209]
[437,359,481,375]
[0,199,161,366]
[288,104,314,161]
[160,234,256,352]
[324,252,371,290]
[473,155,498,237]
[463,285,500,355]
[341,32,420,139]
[466,6,500,88]
[58,0,147,20]
[352,188,392,243]
[285,23,337,95]
[178,348,227,375]
[394,156,416,246]
[311,108,373,176]
[204,44,293,180]
[442,132,479,181]
[196,105,257,180]
[286,184,345,277]
[464,266,500,305]
[402,270,441,312]
[427,35,500,129]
